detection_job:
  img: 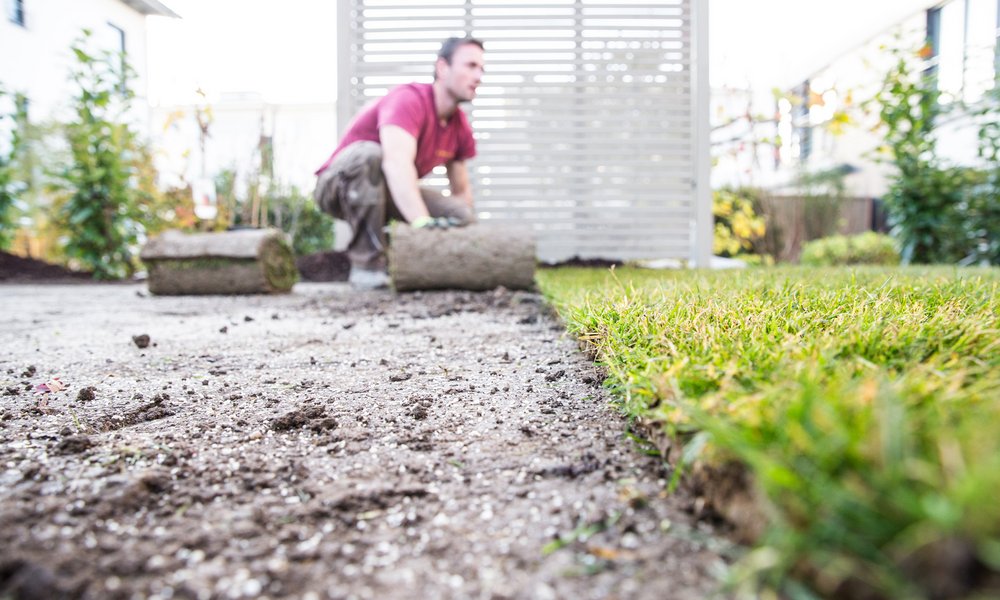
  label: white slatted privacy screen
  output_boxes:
[337,0,711,264]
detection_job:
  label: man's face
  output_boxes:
[438,43,484,103]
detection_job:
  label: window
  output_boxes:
[8,0,25,26]
[105,22,127,92]
[792,81,813,162]
[927,0,1000,102]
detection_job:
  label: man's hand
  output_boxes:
[412,216,462,229]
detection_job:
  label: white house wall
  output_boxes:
[0,0,153,127]
[783,12,928,199]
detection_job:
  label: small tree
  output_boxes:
[874,42,999,265]
[58,30,143,279]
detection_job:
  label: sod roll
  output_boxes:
[140,229,298,295]
[388,223,536,292]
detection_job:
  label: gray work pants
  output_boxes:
[313,141,476,271]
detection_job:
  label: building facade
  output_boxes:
[0,0,177,126]
[718,0,1000,198]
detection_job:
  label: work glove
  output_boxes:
[411,216,462,229]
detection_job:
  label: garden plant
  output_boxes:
[56,31,162,279]
[800,232,900,267]
[874,43,999,266]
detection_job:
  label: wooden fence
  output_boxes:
[756,196,887,263]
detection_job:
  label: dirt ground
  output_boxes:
[0,279,733,599]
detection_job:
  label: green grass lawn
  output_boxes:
[538,266,1000,599]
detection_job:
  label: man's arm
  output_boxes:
[446,160,474,207]
[379,124,430,223]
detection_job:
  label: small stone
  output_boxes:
[56,435,93,455]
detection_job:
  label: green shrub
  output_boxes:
[217,172,334,256]
[539,266,1000,598]
[800,232,899,266]
[266,185,333,256]
[875,43,1000,265]
[57,30,143,279]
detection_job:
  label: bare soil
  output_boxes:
[0,281,732,599]
[296,252,350,283]
[0,251,93,283]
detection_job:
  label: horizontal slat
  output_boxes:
[355,59,690,70]
[534,240,691,249]
[475,188,694,196]
[535,242,691,253]
[533,238,691,245]
[471,110,692,119]
[511,231,693,242]
[483,211,693,219]
[356,2,685,8]
[474,198,694,206]
[354,87,692,98]
[472,121,690,132]
[471,99,691,107]
[485,211,693,219]
[475,143,693,152]
[471,160,694,170]
[355,54,690,66]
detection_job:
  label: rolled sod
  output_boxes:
[140,229,298,295]
[388,223,536,292]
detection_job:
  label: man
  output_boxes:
[314,37,485,289]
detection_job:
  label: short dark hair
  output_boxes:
[437,37,484,65]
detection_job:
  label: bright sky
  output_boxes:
[147,0,933,106]
[710,0,931,89]
[146,0,338,105]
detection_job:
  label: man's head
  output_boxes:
[434,37,484,103]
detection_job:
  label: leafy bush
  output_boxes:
[539,266,1000,598]
[713,188,766,257]
[800,232,899,266]
[875,43,1000,265]
[57,31,144,279]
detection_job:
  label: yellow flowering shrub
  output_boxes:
[713,189,766,257]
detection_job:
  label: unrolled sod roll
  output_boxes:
[388,223,536,292]
[140,228,298,295]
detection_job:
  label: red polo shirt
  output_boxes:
[316,83,476,178]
